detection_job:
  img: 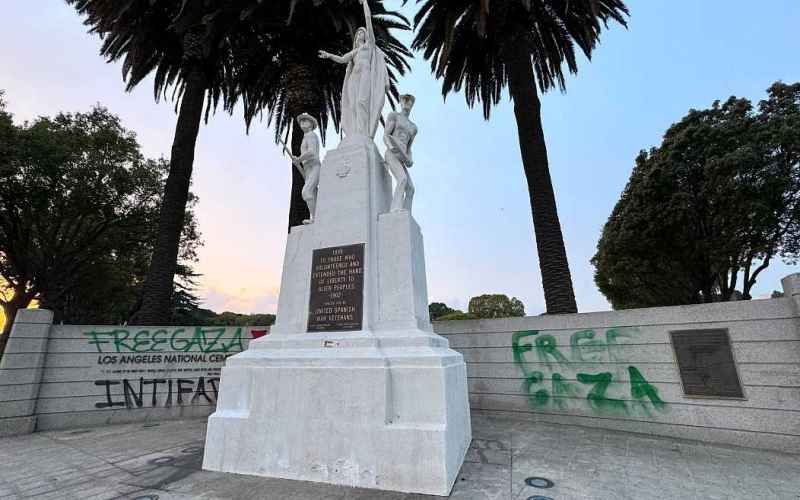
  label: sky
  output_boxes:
[1,1,799,317]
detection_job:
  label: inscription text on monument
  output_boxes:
[307,243,365,332]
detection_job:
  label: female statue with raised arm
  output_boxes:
[318,0,389,140]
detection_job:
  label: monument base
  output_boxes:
[203,134,471,495]
[202,331,471,496]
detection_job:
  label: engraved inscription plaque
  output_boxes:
[670,329,744,398]
[307,243,364,332]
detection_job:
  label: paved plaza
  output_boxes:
[0,416,798,500]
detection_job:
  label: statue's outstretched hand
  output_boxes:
[318,50,329,60]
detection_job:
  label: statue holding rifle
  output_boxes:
[280,113,321,225]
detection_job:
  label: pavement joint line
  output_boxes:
[3,417,800,499]
[33,431,142,484]
[14,478,95,499]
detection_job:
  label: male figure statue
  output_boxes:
[383,94,418,212]
[291,113,322,224]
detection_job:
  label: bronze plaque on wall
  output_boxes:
[307,243,364,332]
[670,329,744,398]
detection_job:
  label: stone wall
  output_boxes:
[1,274,798,453]
[434,274,800,453]
[0,316,265,435]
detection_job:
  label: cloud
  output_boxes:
[199,285,279,314]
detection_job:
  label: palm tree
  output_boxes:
[69,0,409,325]
[231,1,412,228]
[67,1,271,325]
[412,0,628,314]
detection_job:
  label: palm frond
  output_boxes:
[412,0,629,118]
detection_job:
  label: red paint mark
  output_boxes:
[251,330,268,339]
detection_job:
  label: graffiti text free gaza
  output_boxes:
[84,327,245,354]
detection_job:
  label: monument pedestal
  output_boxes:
[203,137,471,496]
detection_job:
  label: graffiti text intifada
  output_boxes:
[512,328,666,415]
[84,327,245,354]
[94,376,219,409]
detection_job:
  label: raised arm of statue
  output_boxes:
[361,0,376,47]
[318,49,355,65]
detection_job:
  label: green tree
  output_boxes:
[429,302,456,320]
[172,305,217,327]
[206,311,276,326]
[67,0,260,325]
[468,294,525,319]
[0,101,200,357]
[411,0,628,314]
[592,82,800,309]
[436,311,478,321]
[69,1,411,324]
[232,0,411,228]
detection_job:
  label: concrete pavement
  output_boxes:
[1,415,798,499]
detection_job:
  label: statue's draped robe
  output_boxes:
[341,44,389,139]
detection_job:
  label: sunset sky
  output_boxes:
[2,1,799,317]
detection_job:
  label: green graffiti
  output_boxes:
[605,327,635,361]
[577,372,627,412]
[551,373,580,410]
[511,330,538,375]
[511,327,668,416]
[531,389,550,406]
[513,331,552,407]
[628,366,665,410]
[570,329,605,362]
[522,370,544,393]
[85,327,245,354]
[520,371,549,407]
[535,335,568,368]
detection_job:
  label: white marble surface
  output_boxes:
[204,134,471,495]
[383,94,417,212]
[203,335,471,495]
[269,136,390,336]
[318,0,388,139]
[294,113,321,224]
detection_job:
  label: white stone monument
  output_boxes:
[202,2,471,496]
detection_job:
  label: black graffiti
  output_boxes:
[94,377,220,409]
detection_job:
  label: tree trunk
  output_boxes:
[0,290,35,359]
[506,43,578,314]
[130,71,206,325]
[288,120,310,229]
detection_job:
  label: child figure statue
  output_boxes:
[291,113,322,224]
[383,94,418,212]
